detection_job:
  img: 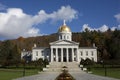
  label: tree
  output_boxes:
[36,58,44,71]
[0,40,13,66]
[0,40,21,67]
[43,58,49,67]
[11,44,21,67]
[106,30,120,59]
[84,58,94,66]
[80,59,85,65]
[84,58,94,71]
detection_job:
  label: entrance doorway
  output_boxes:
[63,56,67,62]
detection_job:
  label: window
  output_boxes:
[91,51,94,56]
[41,50,44,56]
[36,51,38,56]
[86,51,88,56]
[60,35,62,39]
[67,36,69,39]
[64,35,66,39]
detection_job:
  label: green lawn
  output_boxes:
[0,69,38,80]
[91,67,120,79]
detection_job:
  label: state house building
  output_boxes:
[21,21,97,62]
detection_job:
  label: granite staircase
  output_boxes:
[47,62,82,72]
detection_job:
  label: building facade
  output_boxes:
[21,21,97,62]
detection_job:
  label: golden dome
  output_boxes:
[58,25,71,32]
[58,20,71,32]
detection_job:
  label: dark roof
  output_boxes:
[79,47,97,49]
[32,47,49,49]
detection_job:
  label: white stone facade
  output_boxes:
[21,21,97,62]
[32,47,50,61]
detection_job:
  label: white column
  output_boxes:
[61,48,63,62]
[76,48,79,62]
[56,48,58,62]
[72,48,74,62]
[51,48,53,62]
[66,48,68,62]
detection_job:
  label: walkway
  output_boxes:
[14,62,119,80]
[14,71,119,80]
[14,72,60,80]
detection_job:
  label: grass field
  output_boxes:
[91,67,120,79]
[0,69,38,80]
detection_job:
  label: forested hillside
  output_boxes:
[0,29,120,66]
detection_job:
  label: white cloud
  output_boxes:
[25,28,40,37]
[111,27,117,31]
[114,13,120,23]
[33,6,78,24]
[98,25,108,32]
[118,25,120,30]
[0,6,78,39]
[114,13,120,30]
[49,6,78,22]
[82,24,96,31]
[82,24,118,32]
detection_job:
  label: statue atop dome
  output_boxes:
[58,20,71,33]
[63,20,66,26]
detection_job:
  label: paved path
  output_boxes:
[14,71,119,80]
[14,72,60,80]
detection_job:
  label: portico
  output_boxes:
[50,40,79,62]
[51,48,78,62]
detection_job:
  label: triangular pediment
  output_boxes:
[50,40,79,45]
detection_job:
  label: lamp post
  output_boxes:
[104,64,107,76]
[101,60,107,76]
[23,60,28,77]
[23,60,25,77]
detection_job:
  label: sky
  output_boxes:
[0,0,120,40]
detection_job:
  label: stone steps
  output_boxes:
[47,62,82,72]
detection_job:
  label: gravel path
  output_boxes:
[14,71,119,80]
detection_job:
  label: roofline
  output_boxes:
[32,47,49,49]
[50,40,79,45]
[79,47,97,49]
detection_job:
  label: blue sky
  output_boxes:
[0,0,120,40]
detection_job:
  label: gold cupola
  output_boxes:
[58,20,71,33]
[58,20,72,41]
